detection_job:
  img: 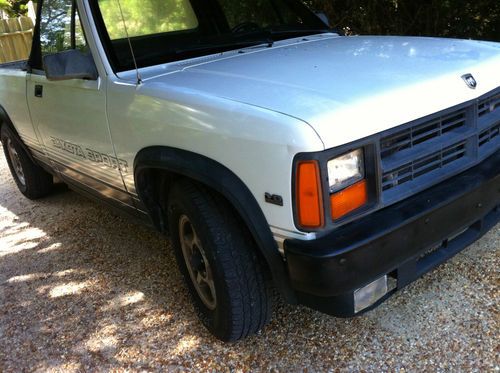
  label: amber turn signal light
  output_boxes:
[296,160,324,228]
[330,179,368,220]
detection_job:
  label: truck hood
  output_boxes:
[139,35,500,149]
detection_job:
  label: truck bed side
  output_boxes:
[0,61,28,70]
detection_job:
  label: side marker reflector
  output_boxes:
[297,161,324,228]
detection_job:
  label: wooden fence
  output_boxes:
[0,16,34,64]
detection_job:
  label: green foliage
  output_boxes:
[98,0,199,39]
[39,0,87,54]
[304,0,500,41]
[0,0,29,17]
[3,0,498,41]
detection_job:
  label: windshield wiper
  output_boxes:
[173,28,331,57]
[174,39,274,56]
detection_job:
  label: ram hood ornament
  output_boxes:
[462,74,477,89]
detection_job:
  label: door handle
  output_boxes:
[34,85,43,98]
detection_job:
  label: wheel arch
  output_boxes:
[0,104,20,140]
[0,104,36,163]
[134,146,296,302]
[0,104,11,131]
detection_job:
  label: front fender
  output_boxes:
[134,146,296,302]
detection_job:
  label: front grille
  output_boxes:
[479,123,499,148]
[478,93,500,118]
[382,142,467,191]
[379,88,500,203]
[380,110,467,159]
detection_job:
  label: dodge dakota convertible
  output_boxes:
[0,0,499,341]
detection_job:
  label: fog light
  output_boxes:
[354,276,388,313]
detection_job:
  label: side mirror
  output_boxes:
[315,11,330,27]
[43,49,98,81]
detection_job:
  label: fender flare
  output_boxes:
[0,105,11,129]
[0,105,36,163]
[134,146,296,302]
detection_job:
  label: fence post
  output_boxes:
[27,1,37,25]
[0,15,34,64]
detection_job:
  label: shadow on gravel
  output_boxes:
[0,153,498,371]
[0,178,378,371]
[0,182,201,369]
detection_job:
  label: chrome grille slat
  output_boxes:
[379,89,500,202]
[381,128,472,171]
[382,142,467,191]
[479,123,499,148]
[478,94,500,117]
[441,114,468,132]
[412,124,440,144]
[380,109,467,158]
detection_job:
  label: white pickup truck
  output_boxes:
[1,0,499,341]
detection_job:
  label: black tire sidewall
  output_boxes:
[1,126,29,194]
[1,125,53,199]
[168,191,235,340]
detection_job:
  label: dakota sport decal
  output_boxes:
[50,137,129,173]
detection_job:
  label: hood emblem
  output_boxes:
[462,74,477,89]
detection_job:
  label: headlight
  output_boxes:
[294,146,373,230]
[327,149,365,193]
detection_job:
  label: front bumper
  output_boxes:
[285,151,500,317]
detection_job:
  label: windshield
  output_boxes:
[92,0,332,72]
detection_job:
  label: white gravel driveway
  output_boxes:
[0,146,498,372]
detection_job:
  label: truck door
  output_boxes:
[26,0,134,212]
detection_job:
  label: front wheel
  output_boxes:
[167,180,273,341]
[1,125,53,199]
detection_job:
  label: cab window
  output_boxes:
[91,0,329,72]
[217,0,306,30]
[97,0,199,40]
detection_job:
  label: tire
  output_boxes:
[1,125,53,199]
[167,180,273,341]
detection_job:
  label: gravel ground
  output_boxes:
[0,146,498,372]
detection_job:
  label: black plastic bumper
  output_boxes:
[285,151,500,317]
